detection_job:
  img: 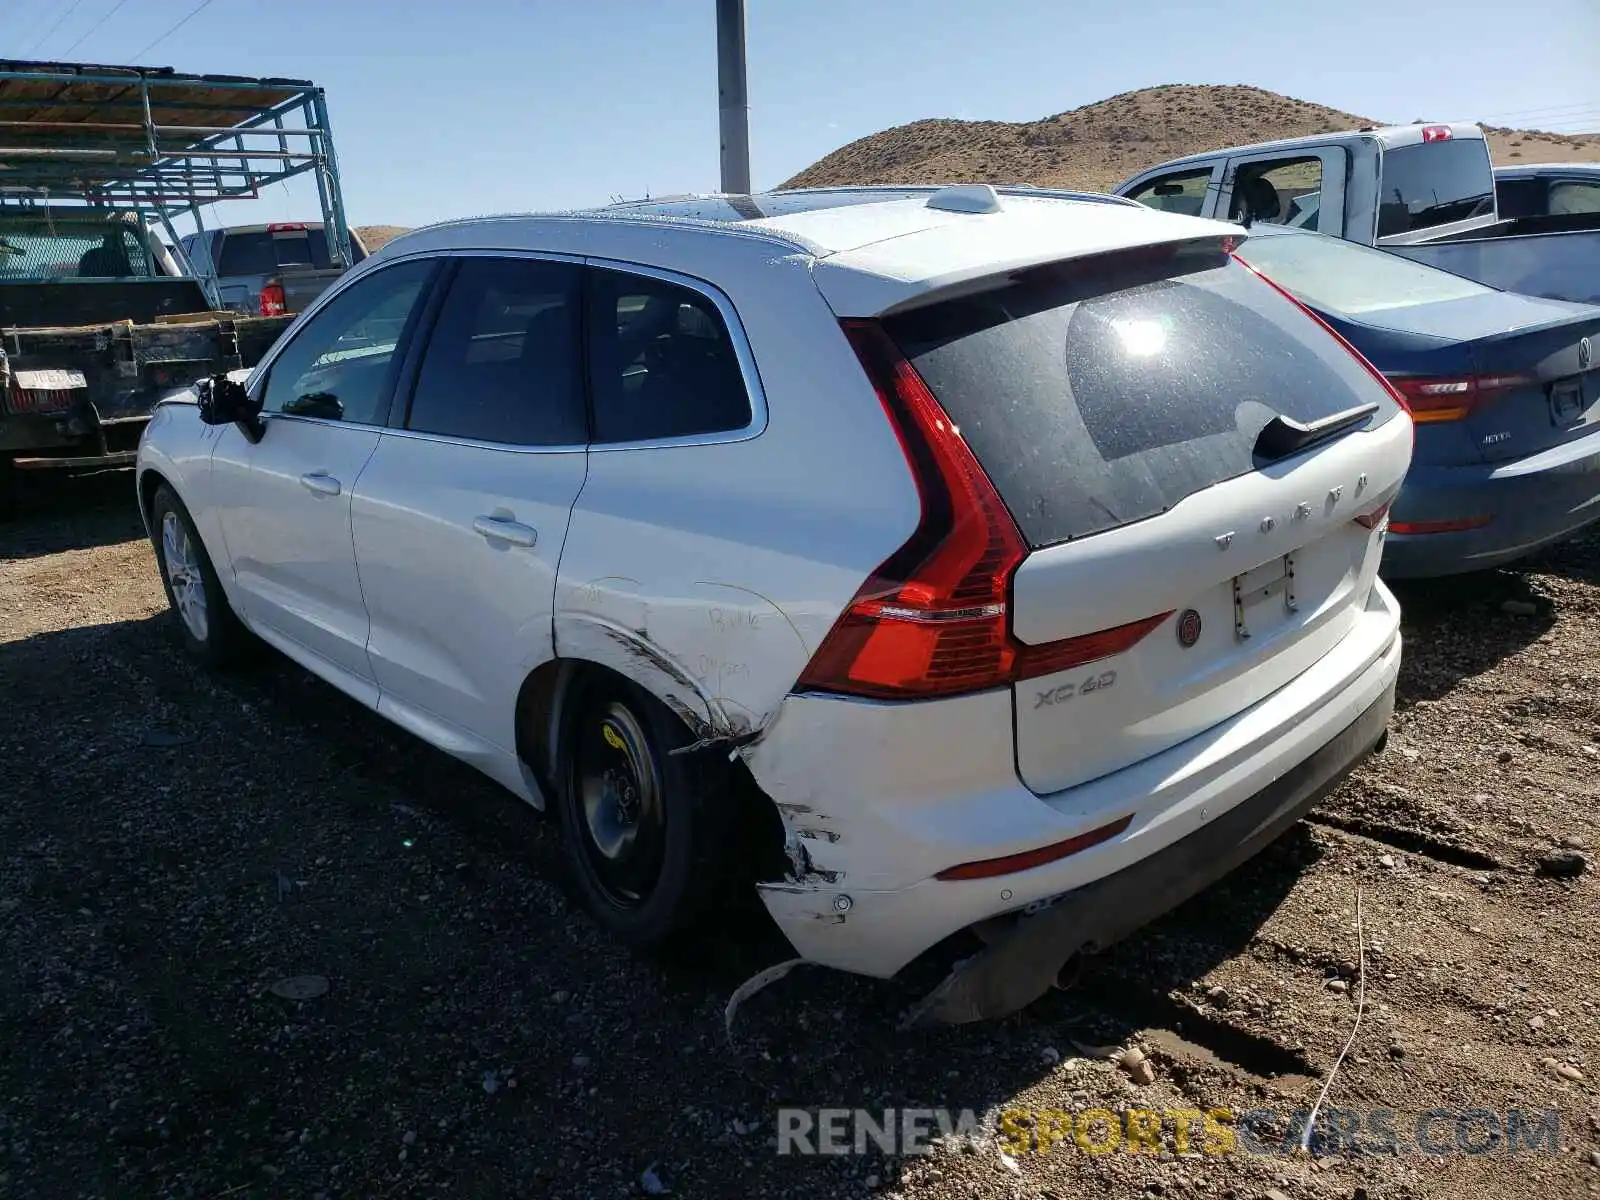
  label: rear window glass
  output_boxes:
[217,228,359,274]
[1376,139,1495,238]
[217,232,275,275]
[885,247,1402,548]
[1235,230,1495,317]
[1494,177,1543,219]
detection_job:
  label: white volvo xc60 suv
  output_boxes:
[136,185,1411,1023]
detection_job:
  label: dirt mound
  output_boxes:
[354,224,410,252]
[783,84,1600,194]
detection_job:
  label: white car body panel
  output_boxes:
[351,432,588,794]
[754,589,1400,975]
[1009,414,1409,794]
[806,199,1239,317]
[135,190,1408,997]
[209,416,383,693]
[553,251,919,747]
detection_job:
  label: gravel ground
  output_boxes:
[4,473,1600,1200]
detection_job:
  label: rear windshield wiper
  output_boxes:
[1254,402,1379,463]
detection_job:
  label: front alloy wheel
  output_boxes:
[161,510,210,644]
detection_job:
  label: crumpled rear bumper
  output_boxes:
[905,678,1396,1026]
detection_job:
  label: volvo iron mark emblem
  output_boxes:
[1177,609,1203,648]
[1581,337,1593,372]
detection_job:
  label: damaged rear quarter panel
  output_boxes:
[552,247,920,758]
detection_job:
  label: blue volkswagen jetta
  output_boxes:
[1234,226,1600,578]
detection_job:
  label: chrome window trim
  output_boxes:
[247,247,769,454]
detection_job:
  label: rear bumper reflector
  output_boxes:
[935,814,1133,881]
[1388,515,1492,535]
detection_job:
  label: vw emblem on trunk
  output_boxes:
[1177,609,1203,648]
[1581,337,1593,371]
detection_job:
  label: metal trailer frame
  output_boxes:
[0,59,352,309]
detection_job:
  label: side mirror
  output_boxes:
[197,374,265,442]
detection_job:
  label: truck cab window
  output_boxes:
[1125,168,1213,217]
[1228,158,1323,230]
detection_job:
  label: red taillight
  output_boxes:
[4,385,74,415]
[935,814,1134,881]
[1389,515,1492,535]
[1420,125,1453,143]
[268,222,308,232]
[1354,499,1393,530]
[259,282,286,317]
[1385,374,1535,423]
[795,320,1169,701]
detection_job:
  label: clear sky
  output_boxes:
[8,0,1599,236]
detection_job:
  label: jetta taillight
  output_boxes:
[259,282,286,317]
[1385,374,1535,423]
[795,320,1170,701]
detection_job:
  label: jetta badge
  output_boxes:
[1581,337,1593,371]
[1177,609,1203,648]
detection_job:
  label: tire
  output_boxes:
[554,670,733,947]
[149,484,249,668]
[0,455,14,521]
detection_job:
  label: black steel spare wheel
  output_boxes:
[556,672,734,946]
[575,701,666,907]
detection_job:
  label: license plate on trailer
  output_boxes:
[14,368,87,391]
[4,368,86,417]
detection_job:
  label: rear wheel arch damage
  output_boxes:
[517,657,794,941]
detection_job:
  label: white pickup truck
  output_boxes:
[1116,123,1600,305]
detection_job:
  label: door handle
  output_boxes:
[299,472,341,496]
[472,515,538,547]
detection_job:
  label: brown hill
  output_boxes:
[354,224,410,252]
[782,84,1600,194]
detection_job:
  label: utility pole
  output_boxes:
[716,0,751,194]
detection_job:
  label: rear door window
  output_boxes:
[884,244,1402,548]
[404,256,586,446]
[1376,139,1495,238]
[1228,157,1324,229]
[586,268,752,443]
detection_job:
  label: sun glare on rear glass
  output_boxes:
[1111,317,1168,357]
